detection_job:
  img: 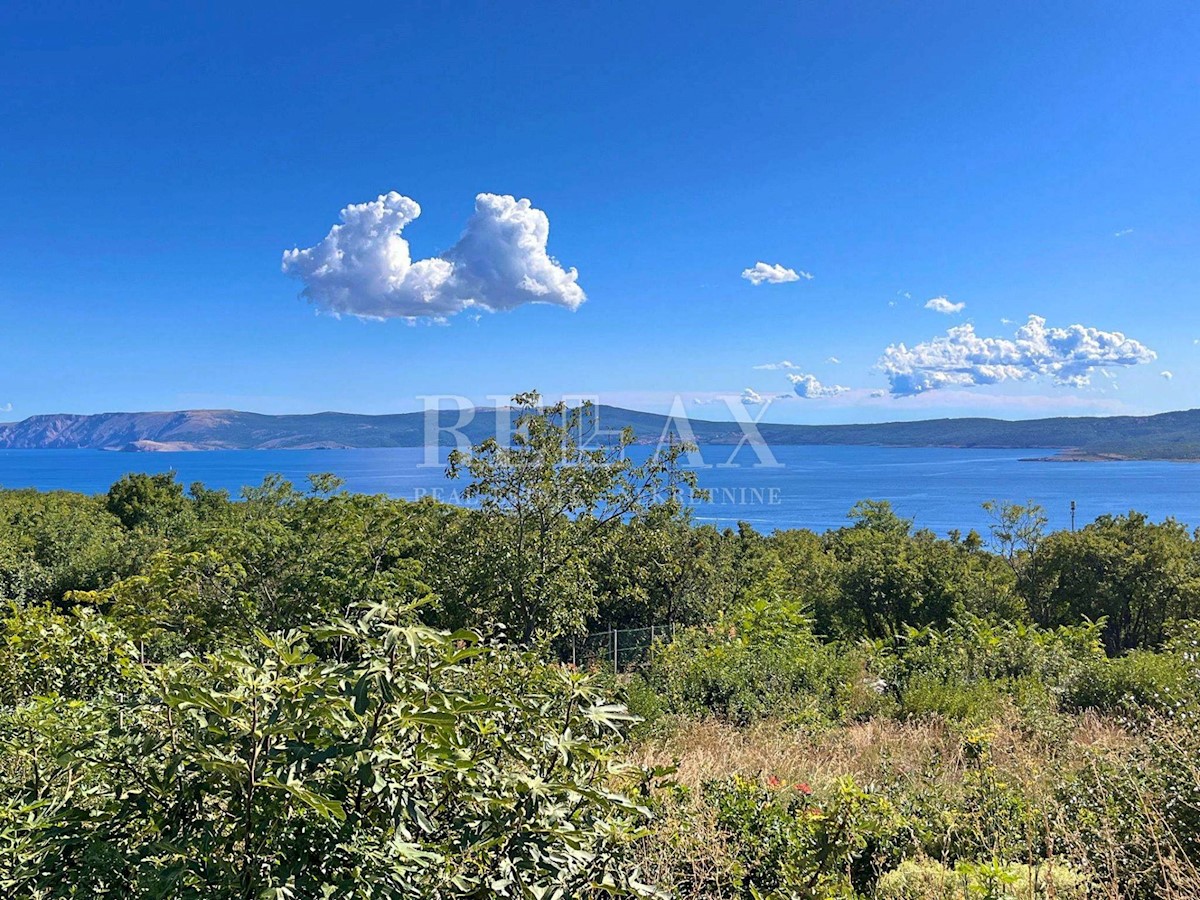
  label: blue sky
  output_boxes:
[1,1,1197,423]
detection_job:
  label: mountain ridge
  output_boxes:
[2,406,1200,460]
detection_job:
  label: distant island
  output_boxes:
[2,406,1200,461]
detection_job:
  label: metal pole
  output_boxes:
[1070,500,1076,532]
[611,628,618,671]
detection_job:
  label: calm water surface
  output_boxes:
[1,446,1197,535]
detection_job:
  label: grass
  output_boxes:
[625,710,1200,899]
[633,712,1131,795]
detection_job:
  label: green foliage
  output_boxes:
[1057,716,1200,899]
[825,502,1020,641]
[4,441,1200,897]
[700,775,906,898]
[444,391,704,642]
[0,488,130,605]
[0,601,658,898]
[106,471,195,536]
[865,617,1103,719]
[0,602,137,704]
[876,858,1090,900]
[641,577,875,726]
[1032,512,1200,653]
[1064,648,1196,716]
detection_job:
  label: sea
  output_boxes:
[1,445,1198,536]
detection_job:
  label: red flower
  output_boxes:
[794,782,812,795]
[766,775,782,788]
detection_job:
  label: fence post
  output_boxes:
[612,627,618,672]
[571,635,576,668]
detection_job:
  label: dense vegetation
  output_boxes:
[1,394,1198,897]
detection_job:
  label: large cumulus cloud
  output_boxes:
[282,192,585,321]
[878,315,1155,396]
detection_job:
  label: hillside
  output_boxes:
[2,406,1200,459]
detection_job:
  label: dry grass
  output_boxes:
[633,712,1131,795]
[628,713,1146,898]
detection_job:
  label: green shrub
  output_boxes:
[0,600,659,899]
[1064,649,1194,715]
[702,774,910,898]
[876,858,1090,900]
[899,675,1009,722]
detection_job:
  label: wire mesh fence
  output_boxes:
[570,624,675,672]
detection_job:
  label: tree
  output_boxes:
[1034,512,1200,653]
[827,501,1019,639]
[105,471,194,536]
[0,488,130,605]
[444,391,704,642]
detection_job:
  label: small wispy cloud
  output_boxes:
[925,296,966,315]
[741,262,812,285]
[1114,228,1134,238]
[827,356,840,364]
[788,372,850,399]
[1161,370,1174,380]
[753,360,801,370]
[0,403,11,414]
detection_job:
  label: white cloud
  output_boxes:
[733,387,800,405]
[1114,228,1134,238]
[878,315,1156,397]
[925,296,965,315]
[282,191,585,321]
[1000,317,1014,325]
[741,262,811,285]
[788,372,850,399]
[0,403,11,414]
[753,360,801,370]
[827,356,840,364]
[1161,370,1174,380]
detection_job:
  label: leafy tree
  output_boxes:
[827,501,1019,639]
[1034,512,1200,653]
[105,471,194,536]
[445,391,703,642]
[0,488,130,605]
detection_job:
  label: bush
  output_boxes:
[0,600,659,899]
[876,858,1090,900]
[1064,649,1194,716]
[702,774,908,898]
[645,622,879,726]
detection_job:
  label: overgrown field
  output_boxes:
[1,396,1198,898]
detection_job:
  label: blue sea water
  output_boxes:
[1,445,1197,536]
